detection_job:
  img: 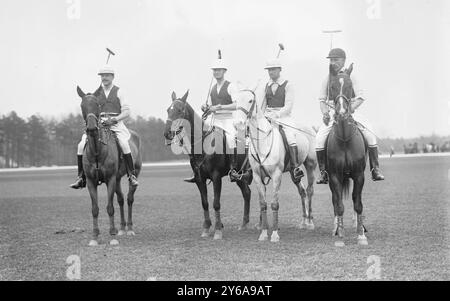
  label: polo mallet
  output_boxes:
[322,30,342,49]
[277,43,285,58]
[204,49,221,109]
[106,48,116,64]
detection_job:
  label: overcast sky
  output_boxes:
[0,0,449,138]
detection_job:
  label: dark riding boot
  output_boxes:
[229,147,240,182]
[289,145,304,183]
[369,147,385,181]
[124,153,139,187]
[316,150,328,184]
[69,155,86,189]
[184,155,200,183]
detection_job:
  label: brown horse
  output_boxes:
[77,86,142,246]
[163,91,252,240]
[326,67,368,247]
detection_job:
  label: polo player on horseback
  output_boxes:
[315,48,385,184]
[261,58,303,183]
[70,65,139,189]
[184,58,243,183]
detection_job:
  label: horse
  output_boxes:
[325,67,369,247]
[76,86,142,246]
[234,89,317,242]
[163,91,252,240]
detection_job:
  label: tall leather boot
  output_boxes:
[124,153,139,187]
[369,146,385,181]
[289,145,304,183]
[69,155,86,189]
[316,150,328,184]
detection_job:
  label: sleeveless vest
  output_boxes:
[210,81,233,106]
[95,85,121,114]
[265,80,288,108]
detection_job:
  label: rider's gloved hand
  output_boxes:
[102,117,118,127]
[323,113,331,126]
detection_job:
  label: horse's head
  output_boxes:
[234,89,257,132]
[329,64,355,121]
[164,90,189,141]
[77,86,101,135]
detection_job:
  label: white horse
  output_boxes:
[234,90,317,242]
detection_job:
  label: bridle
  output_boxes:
[331,78,358,143]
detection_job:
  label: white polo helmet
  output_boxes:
[98,65,115,75]
[210,59,228,70]
[264,58,282,69]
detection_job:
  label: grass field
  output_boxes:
[0,156,449,281]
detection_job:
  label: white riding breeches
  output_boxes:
[205,112,237,148]
[265,108,297,146]
[77,120,132,155]
[315,112,377,150]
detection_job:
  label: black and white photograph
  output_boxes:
[0,0,449,284]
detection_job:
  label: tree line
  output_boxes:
[1,111,449,168]
[0,111,179,168]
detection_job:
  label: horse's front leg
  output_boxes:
[86,178,100,246]
[253,172,268,241]
[106,176,119,245]
[352,174,368,245]
[212,175,223,240]
[270,168,283,242]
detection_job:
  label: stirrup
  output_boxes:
[229,169,241,182]
[128,174,139,186]
[293,167,304,179]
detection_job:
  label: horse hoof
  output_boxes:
[88,240,98,247]
[306,222,315,230]
[110,239,119,246]
[258,230,269,241]
[213,231,223,240]
[127,231,135,236]
[270,231,280,243]
[201,230,210,238]
[255,223,263,231]
[358,236,368,246]
[118,230,126,236]
[334,241,345,247]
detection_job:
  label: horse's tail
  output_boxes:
[342,176,350,200]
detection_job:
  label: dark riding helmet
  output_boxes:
[326,48,346,59]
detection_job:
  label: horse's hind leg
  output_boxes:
[116,178,126,236]
[236,180,251,230]
[87,179,100,246]
[106,177,119,244]
[126,181,137,236]
[295,181,307,229]
[270,169,283,243]
[305,158,316,230]
[352,174,368,245]
[254,173,268,241]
